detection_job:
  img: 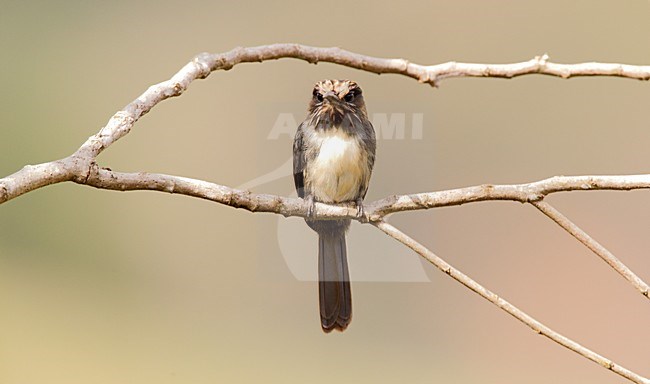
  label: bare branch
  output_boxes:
[3,44,650,204]
[374,220,650,384]
[7,151,650,306]
[0,156,80,203]
[81,165,357,219]
[196,45,650,86]
[366,174,650,219]
[70,167,650,222]
[74,167,650,306]
[532,200,650,297]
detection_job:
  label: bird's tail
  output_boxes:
[318,229,352,332]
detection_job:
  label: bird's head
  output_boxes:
[308,80,367,128]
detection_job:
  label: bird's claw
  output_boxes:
[355,198,367,223]
[306,195,315,218]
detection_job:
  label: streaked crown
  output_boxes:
[308,80,367,126]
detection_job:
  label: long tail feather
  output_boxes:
[318,230,352,332]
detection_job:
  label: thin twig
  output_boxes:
[373,220,649,384]
[197,45,650,86]
[532,200,650,297]
[365,174,650,220]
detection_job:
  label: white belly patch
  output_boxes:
[306,129,368,203]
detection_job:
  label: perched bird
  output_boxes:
[293,80,376,332]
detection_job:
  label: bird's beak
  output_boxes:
[323,91,340,103]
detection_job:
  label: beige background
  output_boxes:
[2,0,650,383]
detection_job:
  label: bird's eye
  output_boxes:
[344,90,356,102]
[313,90,323,102]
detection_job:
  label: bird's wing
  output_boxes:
[293,121,306,198]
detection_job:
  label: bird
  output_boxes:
[293,79,376,332]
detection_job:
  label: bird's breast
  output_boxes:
[305,128,369,203]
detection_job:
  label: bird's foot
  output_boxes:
[305,195,315,218]
[355,198,367,223]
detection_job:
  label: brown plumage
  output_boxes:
[293,80,376,332]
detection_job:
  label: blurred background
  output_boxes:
[2,0,650,383]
